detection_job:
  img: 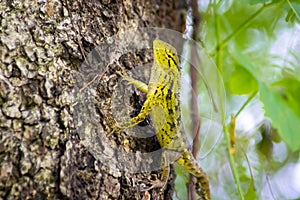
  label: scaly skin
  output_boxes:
[117,39,210,200]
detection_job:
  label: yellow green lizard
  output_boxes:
[116,39,210,200]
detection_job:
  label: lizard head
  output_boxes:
[153,39,180,72]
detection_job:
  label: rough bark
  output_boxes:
[0,0,185,199]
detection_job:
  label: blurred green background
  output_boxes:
[174,0,300,199]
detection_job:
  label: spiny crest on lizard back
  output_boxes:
[153,40,180,72]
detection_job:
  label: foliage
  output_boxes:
[175,0,300,199]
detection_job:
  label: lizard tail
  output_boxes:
[176,150,210,200]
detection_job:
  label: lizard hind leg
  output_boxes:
[140,165,170,192]
[140,152,171,192]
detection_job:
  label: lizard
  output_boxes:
[116,39,210,200]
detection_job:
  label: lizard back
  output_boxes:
[149,40,210,199]
[149,40,188,152]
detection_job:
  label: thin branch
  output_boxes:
[223,125,245,200]
[235,91,257,118]
[210,1,279,56]
[188,0,201,199]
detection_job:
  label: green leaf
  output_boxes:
[285,8,295,22]
[241,0,271,5]
[244,184,257,200]
[231,46,259,79]
[259,82,300,151]
[285,1,300,23]
[273,77,300,118]
[229,66,258,95]
[174,164,189,200]
[241,0,282,5]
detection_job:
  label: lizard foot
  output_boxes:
[140,166,170,192]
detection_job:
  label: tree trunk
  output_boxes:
[0,0,185,199]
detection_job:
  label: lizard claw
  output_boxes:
[139,165,170,192]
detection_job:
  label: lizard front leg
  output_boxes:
[116,69,149,94]
[117,97,153,128]
[116,69,152,128]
